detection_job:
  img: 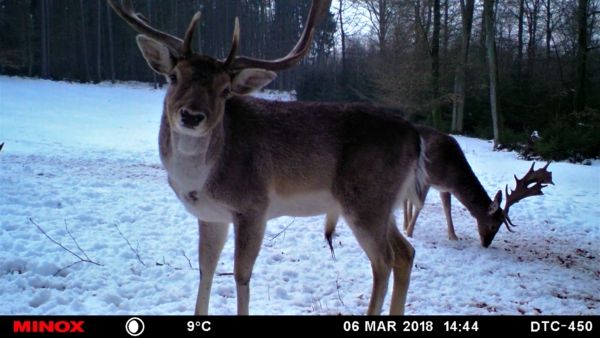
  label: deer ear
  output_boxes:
[136,35,176,75]
[488,190,503,215]
[231,69,277,95]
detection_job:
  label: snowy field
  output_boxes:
[1,76,598,315]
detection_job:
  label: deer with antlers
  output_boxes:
[107,0,429,315]
[325,126,554,252]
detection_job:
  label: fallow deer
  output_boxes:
[325,126,553,251]
[107,0,427,315]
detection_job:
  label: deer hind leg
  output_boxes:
[195,221,230,315]
[404,203,423,238]
[388,218,415,315]
[440,192,458,240]
[233,212,267,315]
[403,199,411,231]
[404,186,428,238]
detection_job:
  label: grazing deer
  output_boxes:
[108,0,428,315]
[325,126,553,251]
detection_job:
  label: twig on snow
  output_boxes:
[29,218,102,276]
[114,224,146,266]
[269,218,296,241]
[64,220,92,262]
[181,250,198,270]
[335,272,345,306]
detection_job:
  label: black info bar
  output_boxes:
[1,315,598,337]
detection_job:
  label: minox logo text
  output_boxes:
[13,320,85,333]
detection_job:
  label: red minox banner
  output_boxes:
[13,320,85,333]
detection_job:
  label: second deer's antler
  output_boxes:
[503,162,554,228]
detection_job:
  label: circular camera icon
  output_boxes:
[125,317,145,336]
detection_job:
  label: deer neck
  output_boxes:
[450,173,493,222]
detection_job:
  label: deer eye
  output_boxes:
[169,73,178,84]
[220,86,231,98]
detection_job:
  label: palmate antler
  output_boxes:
[503,162,554,230]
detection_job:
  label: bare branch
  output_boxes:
[181,250,198,270]
[64,220,91,262]
[54,261,86,277]
[156,256,182,270]
[269,218,296,241]
[29,218,102,275]
[114,224,146,266]
[335,273,345,306]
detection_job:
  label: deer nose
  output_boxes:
[179,108,206,128]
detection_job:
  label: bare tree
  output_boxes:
[79,0,90,82]
[525,0,541,88]
[545,0,552,59]
[105,1,115,83]
[96,0,102,82]
[40,0,50,79]
[574,0,589,112]
[484,0,502,148]
[431,0,441,129]
[339,0,347,71]
[516,0,525,84]
[451,0,474,133]
[361,0,394,55]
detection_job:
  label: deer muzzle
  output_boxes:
[180,108,206,129]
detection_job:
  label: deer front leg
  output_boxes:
[233,212,267,315]
[195,221,230,315]
[345,212,394,315]
[440,192,458,240]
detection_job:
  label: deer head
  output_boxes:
[480,162,554,247]
[107,0,331,142]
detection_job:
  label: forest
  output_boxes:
[1,0,599,161]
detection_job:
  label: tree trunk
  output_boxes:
[378,0,388,55]
[106,2,116,83]
[339,0,346,72]
[79,0,91,82]
[442,0,449,73]
[364,0,390,56]
[40,0,49,79]
[545,0,552,59]
[484,0,501,148]
[413,0,426,56]
[516,0,524,84]
[451,0,474,133]
[27,5,34,77]
[431,0,441,129]
[525,0,540,89]
[96,0,102,83]
[574,0,588,113]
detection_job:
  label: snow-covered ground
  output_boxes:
[1,76,598,315]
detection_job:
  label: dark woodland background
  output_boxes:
[1,0,599,161]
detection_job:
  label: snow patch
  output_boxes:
[0,76,598,315]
